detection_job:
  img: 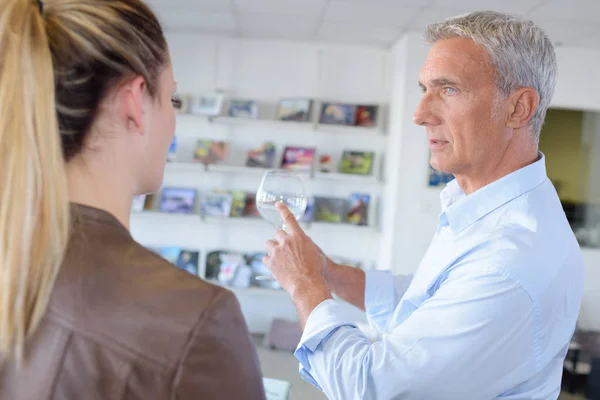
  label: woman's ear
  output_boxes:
[120,76,147,135]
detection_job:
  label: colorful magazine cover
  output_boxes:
[319,103,357,125]
[189,94,223,116]
[200,192,233,217]
[228,100,259,119]
[159,187,196,214]
[340,151,374,175]
[243,193,260,218]
[347,193,370,226]
[299,197,315,222]
[193,140,229,165]
[355,105,378,127]
[280,146,315,171]
[276,98,313,122]
[246,141,276,168]
[204,250,246,284]
[229,191,247,217]
[167,137,177,162]
[428,164,455,187]
[158,247,199,276]
[314,197,348,223]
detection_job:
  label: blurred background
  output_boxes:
[133,1,600,398]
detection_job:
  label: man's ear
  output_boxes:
[120,76,147,135]
[506,87,539,130]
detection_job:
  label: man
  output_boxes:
[263,11,584,400]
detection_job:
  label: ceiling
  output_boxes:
[146,0,600,50]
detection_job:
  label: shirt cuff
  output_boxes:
[294,299,356,389]
[364,270,396,331]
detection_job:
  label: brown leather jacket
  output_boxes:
[0,204,266,400]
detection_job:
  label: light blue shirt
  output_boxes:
[295,154,584,399]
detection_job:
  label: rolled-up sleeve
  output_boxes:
[364,270,413,332]
[294,269,537,400]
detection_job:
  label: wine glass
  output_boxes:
[255,170,308,281]
[256,170,308,231]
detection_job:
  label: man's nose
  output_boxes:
[413,94,440,127]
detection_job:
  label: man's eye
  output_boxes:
[443,87,458,95]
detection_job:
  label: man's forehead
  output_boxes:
[419,38,493,85]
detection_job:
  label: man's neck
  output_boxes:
[65,155,134,230]
[455,147,540,195]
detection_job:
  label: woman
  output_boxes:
[0,0,265,398]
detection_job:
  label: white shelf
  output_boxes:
[131,210,200,223]
[131,211,375,232]
[314,171,379,183]
[308,221,377,233]
[164,162,269,176]
[165,162,376,184]
[315,123,383,136]
[208,164,268,174]
[207,280,289,297]
[216,116,314,130]
[176,113,383,135]
[164,162,205,174]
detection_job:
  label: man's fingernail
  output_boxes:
[276,202,284,209]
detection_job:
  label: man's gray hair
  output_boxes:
[425,11,557,143]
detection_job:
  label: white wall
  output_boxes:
[378,32,438,274]
[580,248,600,331]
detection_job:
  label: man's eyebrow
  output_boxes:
[419,78,463,89]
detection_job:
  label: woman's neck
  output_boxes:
[65,154,134,230]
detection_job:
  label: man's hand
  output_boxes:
[263,202,332,327]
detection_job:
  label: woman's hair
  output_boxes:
[0,0,168,364]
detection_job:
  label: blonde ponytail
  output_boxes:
[0,0,70,363]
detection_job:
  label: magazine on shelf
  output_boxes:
[299,197,315,222]
[347,193,370,226]
[247,252,280,289]
[228,99,259,119]
[428,164,454,187]
[340,151,375,175]
[314,197,349,223]
[276,98,313,122]
[205,250,246,284]
[280,146,315,171]
[167,137,177,162]
[205,250,281,289]
[193,140,229,165]
[159,187,197,214]
[243,193,260,218]
[355,105,378,127]
[157,247,200,276]
[246,141,276,168]
[318,154,333,173]
[200,192,233,217]
[189,93,223,116]
[228,191,247,217]
[319,102,356,126]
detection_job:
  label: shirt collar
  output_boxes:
[439,152,548,235]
